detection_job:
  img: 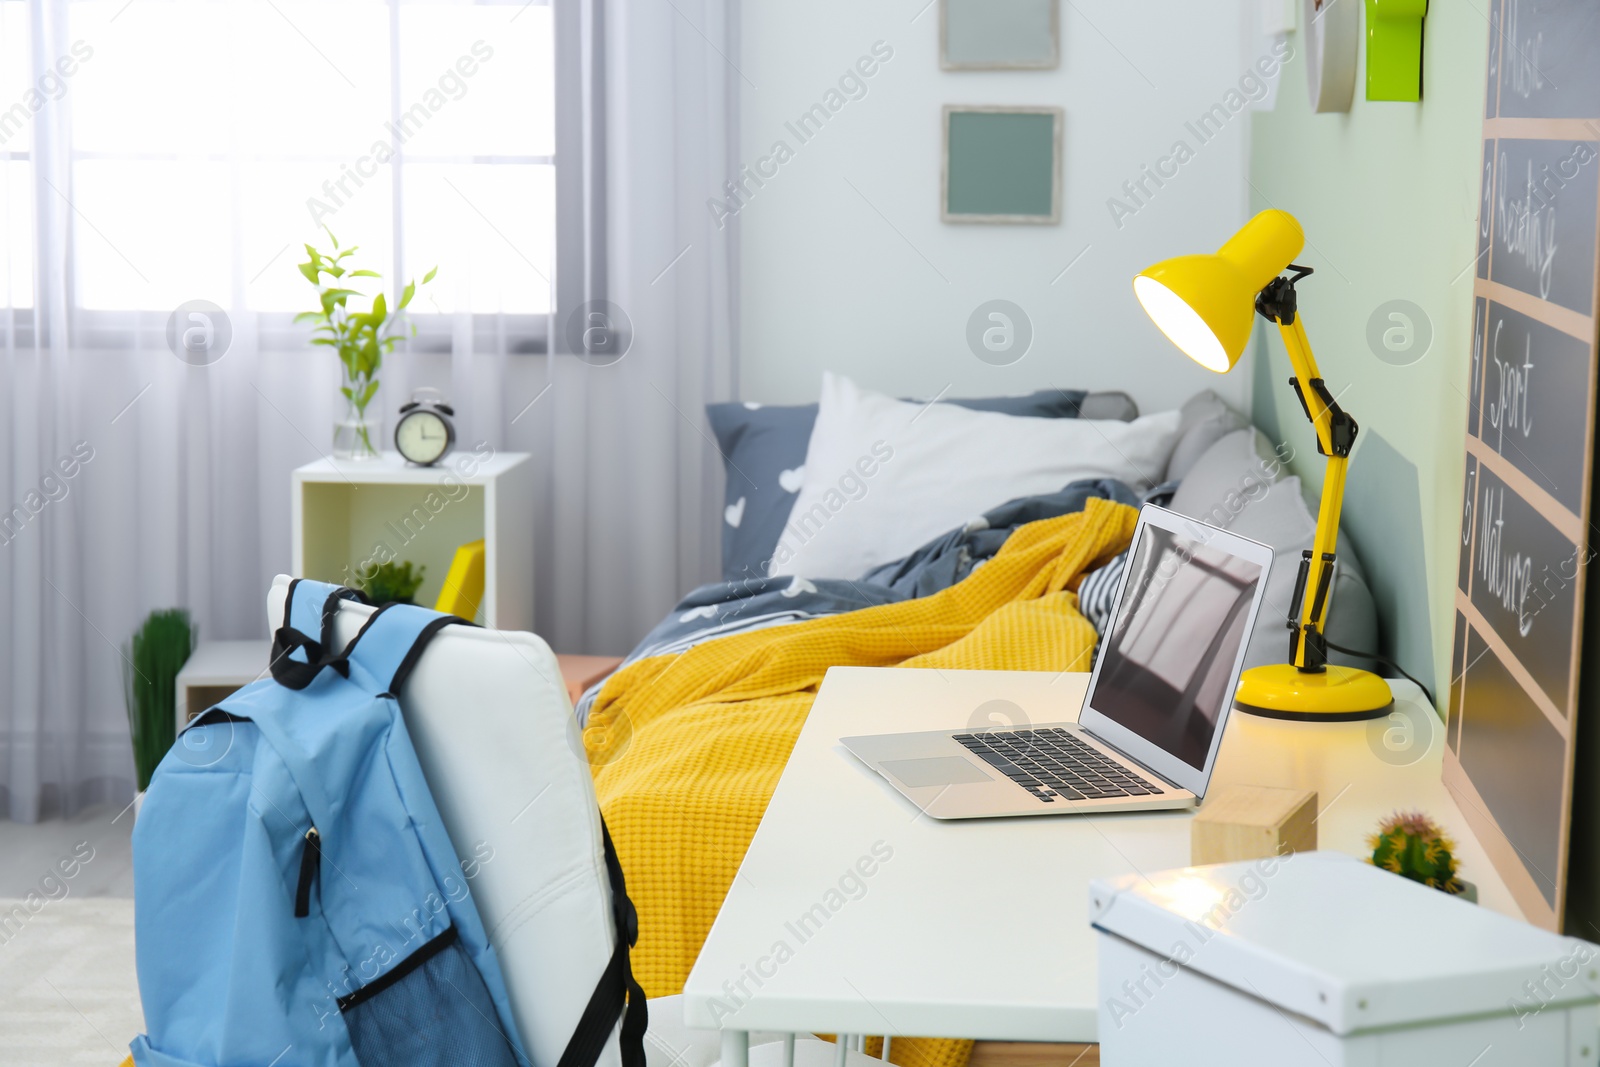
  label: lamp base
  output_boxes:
[1233,663,1393,721]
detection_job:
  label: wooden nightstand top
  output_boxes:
[555,654,624,705]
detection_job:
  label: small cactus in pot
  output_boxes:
[1368,811,1469,897]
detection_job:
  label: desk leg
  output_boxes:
[782,1033,795,1067]
[721,1031,749,1067]
[835,1035,849,1067]
[881,1037,892,1062]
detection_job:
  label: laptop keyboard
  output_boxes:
[951,728,1166,804]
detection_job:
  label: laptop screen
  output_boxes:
[1087,521,1266,770]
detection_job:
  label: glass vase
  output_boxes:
[332,392,379,461]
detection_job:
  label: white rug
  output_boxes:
[0,896,141,1065]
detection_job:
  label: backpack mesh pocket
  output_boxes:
[340,926,519,1067]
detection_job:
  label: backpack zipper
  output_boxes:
[294,827,320,918]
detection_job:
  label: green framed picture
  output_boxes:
[941,106,1063,225]
[940,0,1059,71]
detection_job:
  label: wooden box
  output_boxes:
[1191,785,1317,865]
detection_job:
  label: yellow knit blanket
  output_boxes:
[584,499,1139,1067]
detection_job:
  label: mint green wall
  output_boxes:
[1249,9,1489,711]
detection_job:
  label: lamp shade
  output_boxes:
[1134,209,1306,372]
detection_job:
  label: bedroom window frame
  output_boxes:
[3,0,559,354]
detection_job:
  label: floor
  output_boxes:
[0,802,136,899]
[0,810,1106,1066]
[0,803,140,1065]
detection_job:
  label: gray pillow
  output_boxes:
[1224,477,1380,674]
[1167,428,1285,528]
[1167,429,1380,672]
[708,389,1113,582]
[1078,390,1139,421]
[1166,390,1249,483]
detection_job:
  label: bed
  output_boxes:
[574,374,1383,1067]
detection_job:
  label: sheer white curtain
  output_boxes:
[1,0,348,822]
[522,0,738,654]
[0,0,739,821]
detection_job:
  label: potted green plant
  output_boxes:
[358,561,427,606]
[124,609,195,808]
[1368,810,1476,902]
[296,228,435,460]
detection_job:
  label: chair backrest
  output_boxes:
[267,575,624,1067]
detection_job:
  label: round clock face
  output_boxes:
[396,410,452,465]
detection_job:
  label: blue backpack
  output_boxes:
[131,579,646,1067]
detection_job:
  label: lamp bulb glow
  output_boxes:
[1133,276,1231,373]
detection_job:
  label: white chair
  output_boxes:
[267,576,886,1067]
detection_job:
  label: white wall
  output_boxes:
[736,0,1260,416]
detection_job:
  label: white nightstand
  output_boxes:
[291,450,534,630]
[175,639,271,734]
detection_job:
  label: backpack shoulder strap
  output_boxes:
[342,601,464,696]
[558,820,647,1067]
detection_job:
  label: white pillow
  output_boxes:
[768,372,1183,580]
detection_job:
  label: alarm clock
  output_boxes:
[394,388,456,466]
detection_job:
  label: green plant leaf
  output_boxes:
[341,385,353,401]
[358,337,380,377]
[422,266,438,284]
[311,337,339,346]
[398,280,416,310]
[349,269,381,278]
[357,380,379,409]
[292,311,324,324]
[298,261,320,285]
[124,609,194,789]
[371,291,387,323]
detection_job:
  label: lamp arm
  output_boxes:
[1270,308,1360,673]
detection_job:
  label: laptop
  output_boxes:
[841,504,1273,819]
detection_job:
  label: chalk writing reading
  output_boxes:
[1477,483,1535,636]
[1496,154,1560,299]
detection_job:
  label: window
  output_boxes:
[5,0,554,345]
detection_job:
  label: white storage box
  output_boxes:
[1090,851,1600,1065]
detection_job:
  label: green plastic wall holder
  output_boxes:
[1364,0,1427,102]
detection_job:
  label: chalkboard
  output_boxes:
[1493,0,1600,120]
[1458,628,1566,907]
[1450,0,1600,933]
[1448,609,1468,753]
[1477,143,1494,281]
[1490,139,1598,314]
[1457,455,1478,594]
[1470,297,1487,434]
[1471,300,1592,511]
[1467,463,1580,710]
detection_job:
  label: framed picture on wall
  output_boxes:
[941,105,1063,225]
[940,0,1059,71]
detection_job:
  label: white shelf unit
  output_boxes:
[174,638,272,735]
[290,451,534,631]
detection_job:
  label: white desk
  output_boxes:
[682,667,1518,1049]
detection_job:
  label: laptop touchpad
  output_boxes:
[880,756,993,787]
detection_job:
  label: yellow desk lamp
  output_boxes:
[1133,208,1393,721]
